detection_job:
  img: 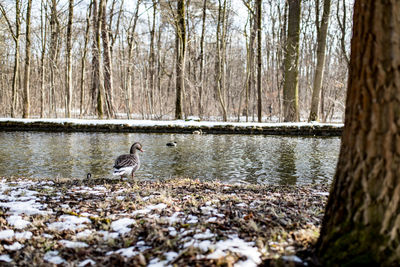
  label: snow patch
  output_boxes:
[4,242,24,251]
[77,229,93,239]
[7,215,30,229]
[44,251,66,265]
[78,259,96,266]
[0,254,12,263]
[59,240,89,248]
[15,231,32,240]
[132,203,167,216]
[48,215,90,232]
[106,246,138,258]
[207,235,261,267]
[0,230,14,240]
[98,231,119,240]
[111,218,135,234]
[0,200,47,215]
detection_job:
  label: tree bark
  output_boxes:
[198,0,207,118]
[40,0,47,118]
[317,0,400,265]
[65,0,74,118]
[283,0,301,122]
[49,0,60,117]
[175,0,186,120]
[149,0,157,117]
[80,2,92,118]
[309,0,331,122]
[215,0,228,122]
[101,0,114,118]
[256,0,262,122]
[91,0,104,118]
[22,0,32,118]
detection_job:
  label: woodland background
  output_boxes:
[0,0,353,122]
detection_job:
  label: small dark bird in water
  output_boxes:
[113,142,144,179]
[166,142,177,147]
[86,173,92,179]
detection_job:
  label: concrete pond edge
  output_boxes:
[0,118,343,136]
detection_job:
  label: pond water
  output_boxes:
[0,132,340,185]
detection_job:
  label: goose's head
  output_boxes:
[130,142,144,153]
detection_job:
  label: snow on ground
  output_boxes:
[78,259,96,267]
[43,251,66,265]
[111,218,136,234]
[59,240,89,248]
[0,178,329,265]
[4,242,24,251]
[48,215,91,232]
[131,203,167,216]
[0,254,12,263]
[0,230,14,240]
[7,215,30,229]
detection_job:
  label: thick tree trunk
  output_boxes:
[22,0,32,118]
[175,0,185,120]
[309,0,331,122]
[283,0,301,122]
[317,0,400,265]
[65,0,74,118]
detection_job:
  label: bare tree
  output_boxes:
[336,0,349,66]
[22,0,32,118]
[101,0,114,118]
[256,0,262,122]
[65,0,74,118]
[49,0,60,117]
[125,0,141,119]
[40,0,48,118]
[215,0,228,121]
[198,0,207,118]
[283,0,301,122]
[309,0,331,122]
[80,2,92,117]
[175,0,186,119]
[0,0,22,117]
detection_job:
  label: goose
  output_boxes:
[113,142,144,178]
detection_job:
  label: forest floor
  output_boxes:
[0,177,329,266]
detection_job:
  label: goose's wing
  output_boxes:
[114,154,139,170]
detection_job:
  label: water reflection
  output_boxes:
[276,139,297,185]
[0,132,340,185]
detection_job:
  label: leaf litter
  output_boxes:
[0,177,329,266]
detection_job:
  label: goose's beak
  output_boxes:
[140,149,144,152]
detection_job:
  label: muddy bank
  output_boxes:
[0,119,343,136]
[0,177,328,266]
